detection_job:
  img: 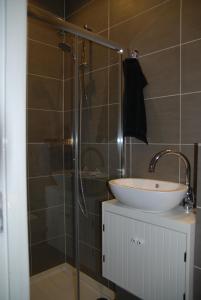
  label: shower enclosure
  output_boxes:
[28,4,123,299]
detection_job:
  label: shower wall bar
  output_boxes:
[28,4,124,52]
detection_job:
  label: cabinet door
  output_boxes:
[143,223,186,300]
[126,218,186,300]
[126,217,146,299]
[102,211,127,288]
[103,211,186,300]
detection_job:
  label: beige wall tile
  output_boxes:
[146,96,180,143]
[28,110,63,143]
[29,175,64,211]
[181,93,201,144]
[182,40,201,93]
[110,0,180,56]
[30,206,65,244]
[68,0,108,32]
[141,47,180,98]
[29,0,65,18]
[28,144,63,177]
[110,0,165,26]
[182,0,201,43]
[28,40,63,78]
[28,75,63,110]
[28,18,62,46]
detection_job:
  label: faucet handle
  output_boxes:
[183,185,194,213]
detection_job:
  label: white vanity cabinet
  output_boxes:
[102,200,195,300]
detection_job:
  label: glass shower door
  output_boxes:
[64,35,122,299]
[28,6,122,300]
[75,39,122,299]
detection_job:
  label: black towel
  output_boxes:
[123,58,148,144]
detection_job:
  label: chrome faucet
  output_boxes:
[148,149,194,213]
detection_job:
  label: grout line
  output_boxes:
[28,142,64,145]
[144,90,201,101]
[28,197,33,274]
[30,204,65,214]
[109,0,170,30]
[178,0,183,183]
[83,62,119,76]
[82,102,119,110]
[79,240,101,252]
[64,76,74,82]
[84,63,119,75]
[28,173,64,179]
[64,0,66,20]
[145,93,180,101]
[27,141,121,145]
[27,108,63,112]
[28,38,59,49]
[130,140,133,177]
[31,234,66,247]
[28,72,62,81]
[62,31,67,263]
[28,142,47,145]
[182,90,201,96]
[107,0,110,183]
[67,0,95,19]
[28,172,108,180]
[139,43,180,59]
[130,143,196,146]
[64,104,117,113]
[64,62,119,82]
[182,36,201,46]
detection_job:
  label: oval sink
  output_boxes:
[109,178,188,212]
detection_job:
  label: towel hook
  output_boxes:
[127,49,139,58]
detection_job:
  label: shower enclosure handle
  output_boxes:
[0,194,3,233]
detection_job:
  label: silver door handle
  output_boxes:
[0,194,3,232]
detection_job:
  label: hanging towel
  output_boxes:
[123,58,148,144]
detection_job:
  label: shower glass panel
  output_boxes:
[77,40,122,299]
[27,10,122,300]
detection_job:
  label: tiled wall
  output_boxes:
[68,0,201,299]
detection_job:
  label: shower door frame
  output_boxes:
[0,0,29,299]
[73,36,81,300]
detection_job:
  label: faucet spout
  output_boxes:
[148,149,193,213]
[148,149,191,186]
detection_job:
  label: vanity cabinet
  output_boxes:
[102,200,195,300]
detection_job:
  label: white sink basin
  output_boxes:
[109,178,187,212]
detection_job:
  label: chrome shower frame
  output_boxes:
[28,5,124,300]
[28,4,123,52]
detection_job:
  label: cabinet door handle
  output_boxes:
[130,238,144,246]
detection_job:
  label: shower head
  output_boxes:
[58,42,72,52]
